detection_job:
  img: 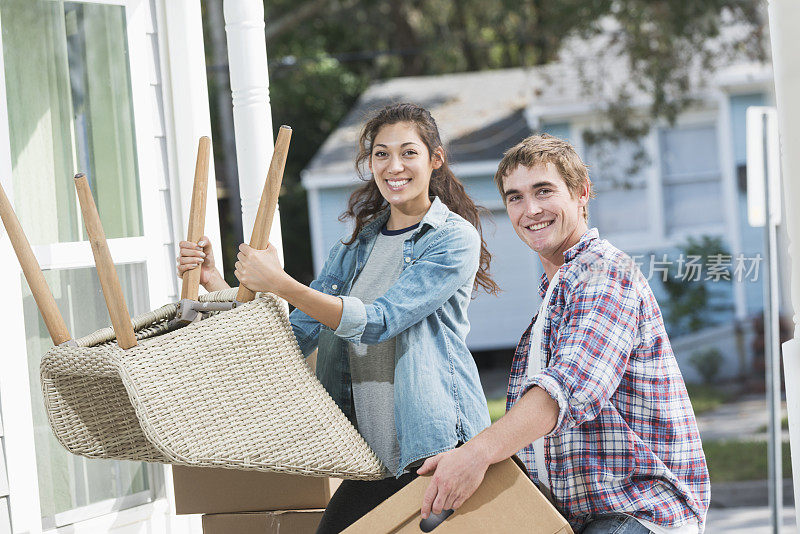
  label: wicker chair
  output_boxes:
[41,289,386,480]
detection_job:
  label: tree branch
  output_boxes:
[265,0,333,44]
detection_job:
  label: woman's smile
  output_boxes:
[386,178,412,191]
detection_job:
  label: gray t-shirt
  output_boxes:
[347,223,417,476]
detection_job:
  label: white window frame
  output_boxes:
[0,0,196,532]
[46,491,155,531]
[655,110,728,246]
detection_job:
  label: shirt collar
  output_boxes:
[564,227,599,262]
[537,227,599,297]
[419,196,449,229]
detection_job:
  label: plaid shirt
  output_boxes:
[507,228,710,532]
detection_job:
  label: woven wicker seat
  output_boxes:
[40,288,387,480]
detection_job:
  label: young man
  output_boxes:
[417,134,710,533]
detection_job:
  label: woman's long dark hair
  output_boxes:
[340,103,499,295]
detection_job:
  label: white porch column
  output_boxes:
[223,0,284,257]
[768,0,800,528]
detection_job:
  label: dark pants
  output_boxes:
[315,472,418,534]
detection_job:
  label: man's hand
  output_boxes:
[417,443,490,519]
[416,387,559,520]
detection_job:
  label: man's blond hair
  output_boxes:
[494,133,594,221]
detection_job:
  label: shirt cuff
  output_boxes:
[526,372,573,436]
[334,295,367,343]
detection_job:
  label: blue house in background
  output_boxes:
[301,47,779,384]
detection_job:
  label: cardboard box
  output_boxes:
[343,457,573,533]
[202,510,324,534]
[173,465,341,514]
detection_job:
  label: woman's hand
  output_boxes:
[176,236,229,291]
[237,243,344,329]
[234,243,289,295]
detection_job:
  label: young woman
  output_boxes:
[177,103,498,533]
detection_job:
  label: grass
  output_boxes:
[487,398,506,422]
[703,439,793,482]
[685,384,731,415]
[756,416,790,434]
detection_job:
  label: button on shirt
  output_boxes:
[507,228,710,532]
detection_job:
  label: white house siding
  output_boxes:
[146,0,179,302]
[460,173,501,207]
[1,410,9,534]
[0,503,8,534]
[312,185,356,268]
[468,208,543,351]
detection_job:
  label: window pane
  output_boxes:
[1,0,142,245]
[592,188,649,234]
[664,180,724,233]
[21,264,151,520]
[659,125,723,234]
[660,125,720,177]
[584,139,649,234]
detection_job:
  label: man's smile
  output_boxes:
[525,220,554,232]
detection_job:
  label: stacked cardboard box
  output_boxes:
[173,465,340,533]
[202,510,326,534]
[175,457,572,533]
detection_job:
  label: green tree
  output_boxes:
[203,0,765,283]
[661,235,733,337]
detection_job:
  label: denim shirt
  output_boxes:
[290,197,491,476]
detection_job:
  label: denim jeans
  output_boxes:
[581,514,653,533]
